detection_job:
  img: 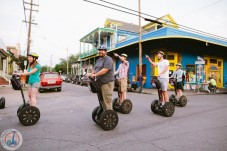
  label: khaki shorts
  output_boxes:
[119,78,127,92]
[100,81,114,110]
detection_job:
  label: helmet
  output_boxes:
[27,52,39,59]
[176,63,182,66]
[157,51,164,55]
[98,45,107,51]
[121,53,128,58]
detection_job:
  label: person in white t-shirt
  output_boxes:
[146,51,169,105]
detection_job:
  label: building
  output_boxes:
[79,14,227,89]
[7,44,21,75]
[0,38,9,85]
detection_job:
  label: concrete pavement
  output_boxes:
[0,83,227,151]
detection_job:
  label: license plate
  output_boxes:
[48,80,56,84]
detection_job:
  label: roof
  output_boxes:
[0,48,8,58]
[114,27,227,50]
[143,14,179,29]
[105,18,143,33]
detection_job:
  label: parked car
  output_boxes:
[65,74,73,83]
[79,75,90,86]
[72,75,81,85]
[60,75,66,82]
[39,72,62,93]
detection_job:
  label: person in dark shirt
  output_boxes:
[91,45,114,110]
[138,73,143,93]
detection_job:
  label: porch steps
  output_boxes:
[0,76,9,85]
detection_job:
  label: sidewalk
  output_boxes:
[1,84,227,96]
[135,87,227,96]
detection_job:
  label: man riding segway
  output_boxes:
[146,51,175,117]
[169,63,187,107]
[90,45,118,130]
[113,53,133,114]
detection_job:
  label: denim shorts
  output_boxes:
[28,82,40,88]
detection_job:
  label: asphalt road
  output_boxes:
[0,83,227,151]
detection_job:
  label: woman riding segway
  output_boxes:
[14,52,41,126]
[20,52,41,106]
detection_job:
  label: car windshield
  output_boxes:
[44,73,59,78]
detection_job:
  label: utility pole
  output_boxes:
[67,49,69,74]
[138,0,143,75]
[50,55,53,72]
[23,0,39,56]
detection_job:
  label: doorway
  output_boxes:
[204,56,223,88]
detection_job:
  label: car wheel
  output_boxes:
[38,88,44,93]
[57,88,62,92]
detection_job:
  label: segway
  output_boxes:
[150,76,175,117]
[112,78,132,114]
[11,74,40,126]
[88,77,118,131]
[169,78,187,107]
[0,97,5,109]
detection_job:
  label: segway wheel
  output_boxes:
[121,99,133,114]
[169,94,175,103]
[179,95,187,107]
[17,103,30,116]
[0,97,5,109]
[151,100,159,113]
[163,102,175,117]
[112,98,119,111]
[100,110,118,131]
[18,106,40,126]
[92,106,101,124]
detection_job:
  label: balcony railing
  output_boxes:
[80,46,111,59]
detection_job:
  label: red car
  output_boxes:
[39,72,62,93]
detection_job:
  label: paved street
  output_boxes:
[0,83,227,151]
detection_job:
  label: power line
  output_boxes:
[22,0,27,28]
[178,0,225,18]
[84,0,227,41]
[98,0,227,41]
[22,0,39,55]
[83,0,140,18]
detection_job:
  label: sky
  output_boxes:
[0,0,227,67]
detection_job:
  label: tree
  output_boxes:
[41,65,48,73]
[18,56,27,70]
[7,50,27,70]
[54,54,79,75]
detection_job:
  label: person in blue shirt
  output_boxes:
[20,52,41,106]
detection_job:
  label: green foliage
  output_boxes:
[18,56,27,70]
[41,65,48,73]
[6,50,28,70]
[54,54,79,74]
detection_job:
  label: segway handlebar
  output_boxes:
[88,76,100,93]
